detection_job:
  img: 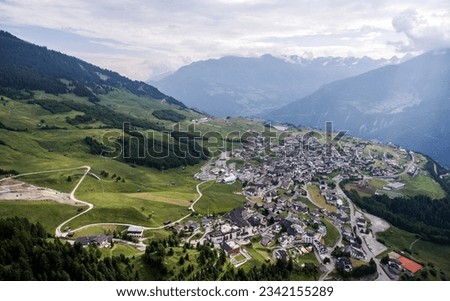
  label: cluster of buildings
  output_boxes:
[384,251,424,278]
[189,132,414,268]
[199,203,329,264]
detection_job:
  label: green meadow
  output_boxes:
[194,181,246,215]
[0,201,86,233]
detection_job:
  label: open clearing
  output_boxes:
[401,173,445,199]
[322,218,340,247]
[73,225,127,238]
[195,181,245,215]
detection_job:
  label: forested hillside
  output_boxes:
[0,30,184,107]
[0,217,138,280]
[343,188,450,245]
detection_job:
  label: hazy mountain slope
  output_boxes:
[269,49,450,166]
[153,54,396,117]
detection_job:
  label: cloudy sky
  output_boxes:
[1,0,449,81]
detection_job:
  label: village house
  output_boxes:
[75,235,113,248]
[221,240,241,257]
[185,220,200,231]
[273,249,289,261]
[127,226,144,237]
[336,257,353,272]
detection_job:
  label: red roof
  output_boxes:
[398,256,423,274]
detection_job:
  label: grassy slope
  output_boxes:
[0,90,207,233]
[322,218,340,247]
[297,196,319,210]
[0,201,85,233]
[307,184,337,212]
[401,173,445,199]
[100,244,143,258]
[18,172,82,193]
[0,129,203,229]
[195,181,245,215]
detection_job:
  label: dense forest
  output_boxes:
[0,30,184,107]
[84,136,106,155]
[84,131,209,170]
[152,109,186,122]
[119,132,209,170]
[0,217,138,280]
[343,187,450,245]
[29,99,162,130]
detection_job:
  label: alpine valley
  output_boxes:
[1,31,450,282]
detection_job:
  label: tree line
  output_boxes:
[342,183,450,245]
[0,217,137,280]
[118,132,209,170]
[152,110,186,122]
[29,98,162,130]
[141,235,319,281]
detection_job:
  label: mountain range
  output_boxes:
[268,49,450,166]
[1,29,449,167]
[152,54,399,117]
[153,48,450,166]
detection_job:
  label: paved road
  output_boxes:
[334,176,391,281]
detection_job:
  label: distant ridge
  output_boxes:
[152,54,398,117]
[268,49,450,166]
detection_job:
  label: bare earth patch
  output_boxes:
[0,179,82,206]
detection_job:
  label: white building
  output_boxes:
[223,174,237,184]
[127,226,144,237]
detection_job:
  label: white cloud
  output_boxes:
[0,0,449,80]
[390,9,450,52]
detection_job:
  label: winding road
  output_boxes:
[55,166,93,236]
[70,179,211,233]
[3,164,211,238]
